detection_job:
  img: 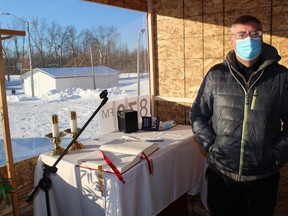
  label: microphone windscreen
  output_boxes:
[99,89,108,99]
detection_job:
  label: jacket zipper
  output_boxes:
[238,94,249,179]
[251,88,258,110]
[248,70,263,109]
[229,66,247,180]
[228,64,264,180]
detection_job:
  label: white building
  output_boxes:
[21,66,119,97]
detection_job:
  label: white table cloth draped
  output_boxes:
[33,125,206,216]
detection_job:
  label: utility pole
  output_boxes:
[0,12,35,97]
[90,44,96,89]
[26,21,34,97]
[137,29,145,96]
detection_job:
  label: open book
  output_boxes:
[80,139,158,183]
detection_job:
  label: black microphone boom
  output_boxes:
[26,89,109,216]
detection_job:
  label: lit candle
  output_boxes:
[70,111,78,133]
[51,114,59,137]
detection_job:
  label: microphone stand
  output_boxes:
[26,90,109,216]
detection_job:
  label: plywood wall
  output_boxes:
[0,157,37,215]
[152,0,288,124]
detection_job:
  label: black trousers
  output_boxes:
[206,167,280,216]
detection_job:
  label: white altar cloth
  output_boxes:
[33,125,206,216]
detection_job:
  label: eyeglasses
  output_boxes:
[232,30,263,39]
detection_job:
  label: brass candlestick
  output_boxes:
[45,132,66,156]
[63,128,84,150]
[64,111,84,150]
[45,114,66,156]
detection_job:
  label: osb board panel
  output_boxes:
[263,34,272,45]
[203,0,223,14]
[156,38,184,60]
[280,58,288,68]
[185,59,204,99]
[185,16,203,37]
[204,35,224,59]
[224,8,272,33]
[84,0,147,12]
[185,84,202,101]
[273,5,288,31]
[185,59,204,80]
[203,58,223,75]
[185,36,203,59]
[154,100,190,124]
[0,157,37,215]
[154,0,184,18]
[225,0,271,12]
[223,24,232,36]
[156,17,184,40]
[156,59,185,97]
[224,36,231,55]
[184,0,203,17]
[272,33,288,65]
[203,13,224,36]
[273,0,288,5]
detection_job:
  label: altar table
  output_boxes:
[33,125,206,216]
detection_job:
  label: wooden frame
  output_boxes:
[0,28,26,216]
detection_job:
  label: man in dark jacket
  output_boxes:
[190,15,288,216]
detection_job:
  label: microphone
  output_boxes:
[100,89,108,99]
[99,89,108,104]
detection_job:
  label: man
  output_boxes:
[190,15,288,216]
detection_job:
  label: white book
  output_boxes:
[80,139,158,175]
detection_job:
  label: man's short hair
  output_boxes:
[231,15,262,33]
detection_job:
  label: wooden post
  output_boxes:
[147,0,156,116]
[0,29,25,216]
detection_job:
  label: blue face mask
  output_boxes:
[235,37,262,61]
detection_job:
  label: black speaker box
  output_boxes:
[117,109,138,133]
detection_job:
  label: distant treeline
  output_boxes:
[2,18,147,78]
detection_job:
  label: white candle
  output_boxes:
[70,111,78,133]
[51,114,59,137]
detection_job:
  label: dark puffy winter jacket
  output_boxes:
[190,43,288,181]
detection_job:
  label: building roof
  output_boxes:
[21,66,119,79]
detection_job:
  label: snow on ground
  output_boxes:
[0,73,149,166]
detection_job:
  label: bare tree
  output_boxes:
[47,21,68,67]
[2,18,145,78]
[90,25,120,66]
[4,20,28,77]
[64,25,82,66]
[2,40,15,80]
[30,18,49,67]
[10,20,26,59]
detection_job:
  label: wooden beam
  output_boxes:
[0,28,24,216]
[0,29,26,40]
[154,96,194,104]
[147,0,155,116]
[83,0,148,12]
